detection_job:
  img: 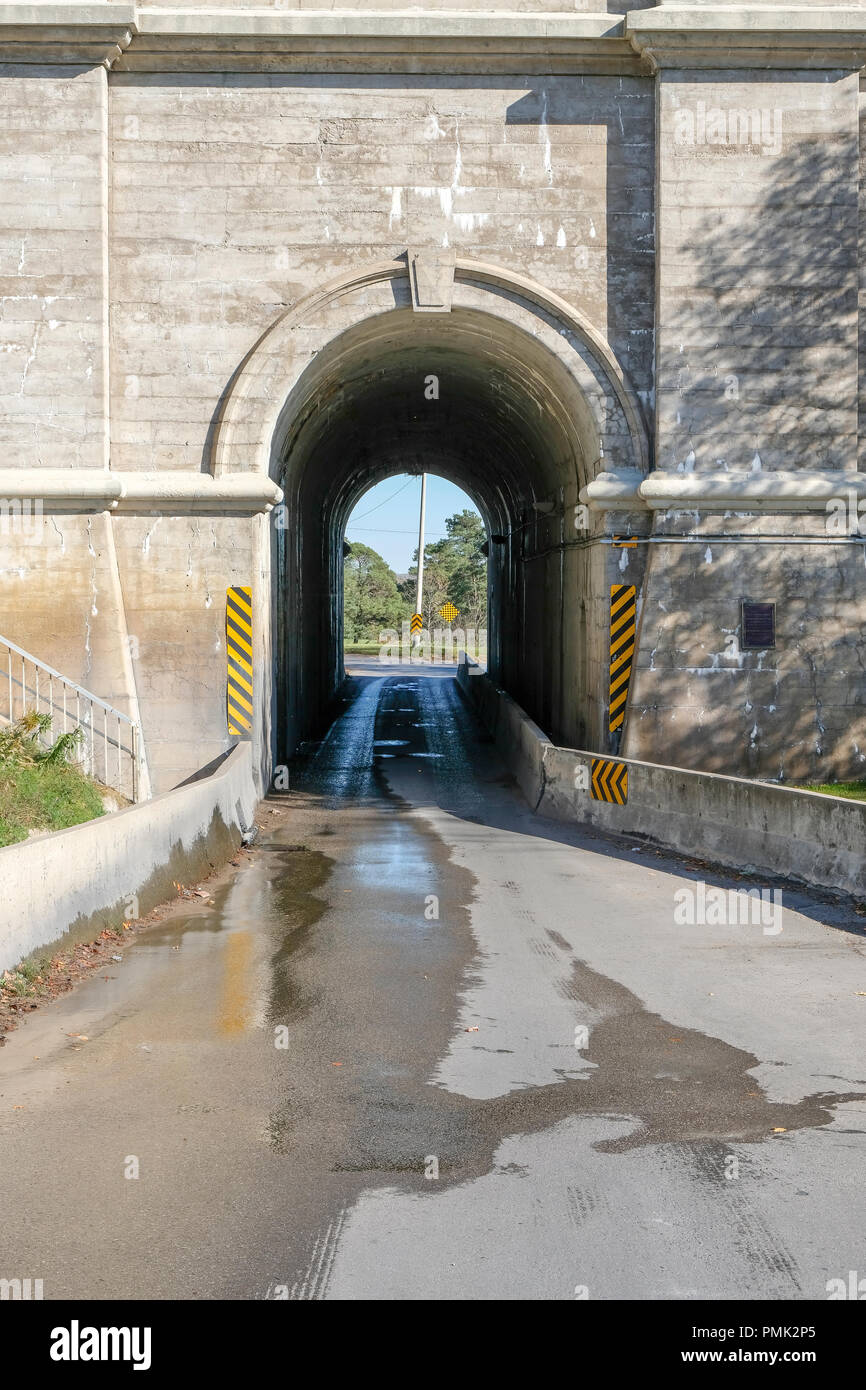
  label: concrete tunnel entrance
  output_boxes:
[213,259,650,779]
[269,301,630,767]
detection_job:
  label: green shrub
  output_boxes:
[0,714,105,847]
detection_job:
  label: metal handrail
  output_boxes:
[0,634,145,802]
[0,633,137,723]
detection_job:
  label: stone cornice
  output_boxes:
[1,6,865,77]
[119,9,642,76]
[625,6,866,73]
[581,470,866,513]
[0,5,135,66]
[0,470,283,514]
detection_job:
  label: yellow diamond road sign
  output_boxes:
[439,602,458,623]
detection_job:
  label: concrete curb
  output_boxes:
[0,743,257,972]
[457,659,866,900]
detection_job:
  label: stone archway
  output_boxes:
[210,255,650,773]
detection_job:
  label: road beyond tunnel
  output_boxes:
[1,662,863,1300]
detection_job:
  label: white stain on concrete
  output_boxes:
[423,112,446,141]
[141,519,160,558]
[539,89,553,186]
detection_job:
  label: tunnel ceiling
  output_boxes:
[278,306,596,537]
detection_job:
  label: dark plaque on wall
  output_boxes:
[741,600,776,649]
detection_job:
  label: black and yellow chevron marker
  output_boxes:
[410,612,423,635]
[609,583,636,733]
[226,585,253,736]
[591,757,628,805]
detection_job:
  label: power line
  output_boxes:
[349,475,418,521]
[346,526,450,537]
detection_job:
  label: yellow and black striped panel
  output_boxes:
[410,612,423,634]
[591,757,628,805]
[609,583,636,734]
[226,585,253,736]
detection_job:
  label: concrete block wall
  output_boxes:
[0,64,109,471]
[107,71,654,472]
[656,70,859,475]
[622,58,866,782]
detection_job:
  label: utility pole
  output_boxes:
[415,472,427,621]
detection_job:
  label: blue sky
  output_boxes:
[345,473,482,574]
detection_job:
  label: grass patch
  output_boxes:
[0,762,106,846]
[802,781,866,802]
[2,953,51,999]
[0,713,105,847]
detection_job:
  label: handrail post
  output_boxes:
[132,723,139,803]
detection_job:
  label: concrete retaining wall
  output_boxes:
[458,660,866,900]
[0,744,258,973]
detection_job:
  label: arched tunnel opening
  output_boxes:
[343,472,488,658]
[270,302,608,767]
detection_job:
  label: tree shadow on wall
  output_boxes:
[660,78,859,474]
[636,76,865,783]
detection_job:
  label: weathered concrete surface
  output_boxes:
[0,663,863,1300]
[0,743,257,973]
[459,659,866,901]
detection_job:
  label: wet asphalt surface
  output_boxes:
[0,660,865,1300]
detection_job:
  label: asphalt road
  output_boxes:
[1,660,865,1300]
